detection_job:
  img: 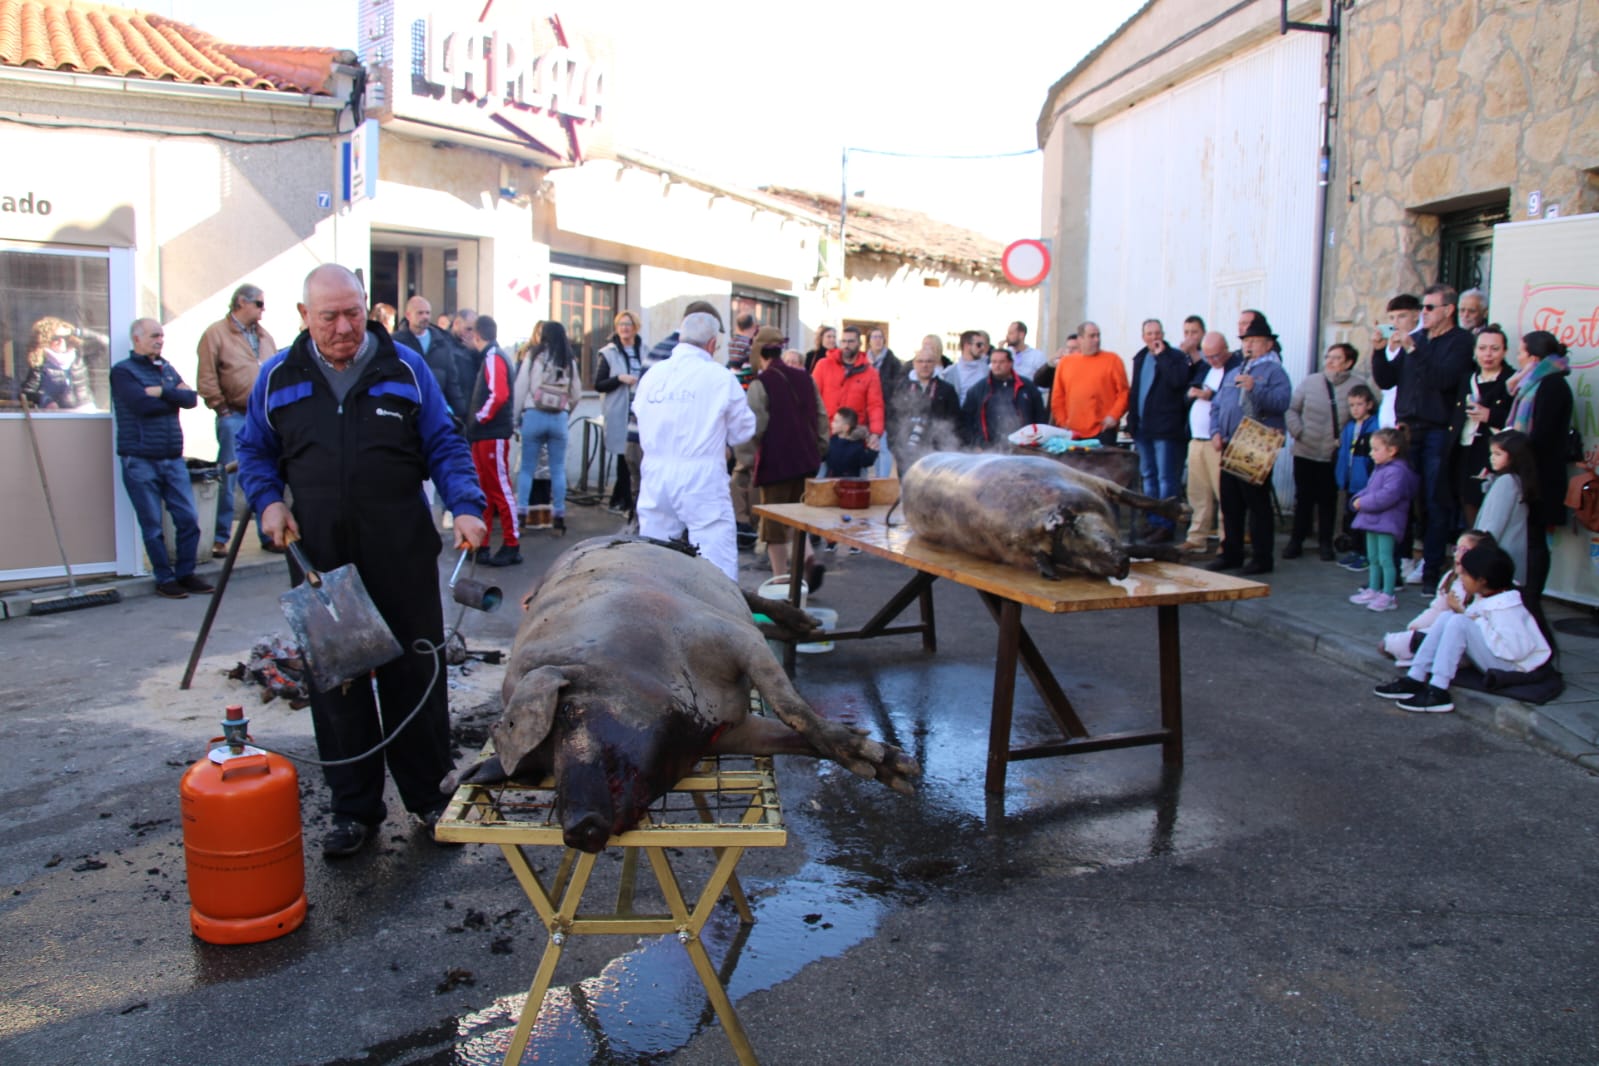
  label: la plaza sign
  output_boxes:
[383,3,606,162]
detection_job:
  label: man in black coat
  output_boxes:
[890,345,962,471]
[393,296,469,421]
[960,348,1046,449]
[1370,283,1475,588]
[1126,318,1194,542]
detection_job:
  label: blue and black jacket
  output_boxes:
[110,351,196,459]
[236,324,483,575]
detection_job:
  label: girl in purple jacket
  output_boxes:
[1348,428,1420,612]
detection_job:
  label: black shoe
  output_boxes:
[806,560,826,593]
[551,515,566,536]
[1205,557,1243,572]
[1318,544,1337,562]
[260,542,287,554]
[155,581,189,599]
[1373,676,1425,700]
[475,546,494,565]
[1281,541,1303,560]
[1239,561,1274,576]
[322,816,377,858]
[736,521,757,550]
[419,804,462,847]
[490,544,523,567]
[178,574,215,594]
[1398,685,1454,713]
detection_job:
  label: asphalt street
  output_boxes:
[0,504,1595,1065]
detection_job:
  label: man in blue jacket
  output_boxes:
[238,264,486,858]
[110,319,213,599]
[1126,319,1193,542]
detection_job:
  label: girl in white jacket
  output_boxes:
[1372,544,1553,713]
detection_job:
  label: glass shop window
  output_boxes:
[0,245,113,414]
[732,290,786,335]
[550,275,618,390]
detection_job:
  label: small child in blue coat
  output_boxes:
[822,407,879,478]
[1334,384,1380,571]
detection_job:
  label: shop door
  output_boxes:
[1440,203,1508,298]
[551,276,618,389]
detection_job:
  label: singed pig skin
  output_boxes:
[446,536,919,852]
[899,451,1191,580]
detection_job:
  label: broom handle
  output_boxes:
[19,397,79,591]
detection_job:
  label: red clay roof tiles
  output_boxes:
[0,0,344,94]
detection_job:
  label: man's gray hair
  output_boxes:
[1459,287,1486,304]
[1142,318,1163,331]
[302,263,366,306]
[680,311,721,348]
[231,284,262,312]
[130,317,158,342]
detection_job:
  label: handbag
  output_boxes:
[1564,424,1584,463]
[1221,417,1286,486]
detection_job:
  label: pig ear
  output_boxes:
[492,665,566,773]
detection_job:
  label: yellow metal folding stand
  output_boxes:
[435,753,787,1066]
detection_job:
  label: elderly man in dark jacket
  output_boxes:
[110,318,213,599]
[890,345,962,471]
[393,295,469,420]
[960,348,1046,448]
[1127,319,1195,542]
[745,325,829,590]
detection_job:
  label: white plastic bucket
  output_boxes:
[756,576,807,610]
[797,607,837,654]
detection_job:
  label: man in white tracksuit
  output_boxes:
[633,310,757,582]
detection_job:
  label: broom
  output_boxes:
[20,396,122,615]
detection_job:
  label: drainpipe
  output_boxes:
[1283,0,1341,373]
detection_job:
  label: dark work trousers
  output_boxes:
[1524,524,1551,615]
[1219,469,1276,568]
[610,454,632,508]
[299,539,452,826]
[1289,456,1338,549]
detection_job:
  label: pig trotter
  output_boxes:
[1034,551,1060,581]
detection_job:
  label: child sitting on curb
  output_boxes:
[1380,530,1496,667]
[1373,544,1553,713]
[1335,383,1379,571]
[1348,427,1418,612]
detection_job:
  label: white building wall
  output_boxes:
[834,263,1041,362]
[1085,31,1325,376]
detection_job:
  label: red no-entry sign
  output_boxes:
[1001,239,1051,288]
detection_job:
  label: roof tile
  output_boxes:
[763,186,1011,281]
[0,0,345,94]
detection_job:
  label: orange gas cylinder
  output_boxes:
[180,706,307,945]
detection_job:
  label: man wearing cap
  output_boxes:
[1208,315,1291,575]
[745,325,829,589]
[633,308,756,582]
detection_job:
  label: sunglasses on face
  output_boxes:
[1422,303,1443,311]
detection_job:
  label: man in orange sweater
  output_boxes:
[812,325,884,455]
[1049,321,1128,445]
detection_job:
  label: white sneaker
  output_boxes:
[1349,587,1380,605]
[1405,560,1427,585]
[1366,592,1400,612]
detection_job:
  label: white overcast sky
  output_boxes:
[162,0,1147,240]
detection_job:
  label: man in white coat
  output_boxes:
[633,310,757,582]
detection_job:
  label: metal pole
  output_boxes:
[839,147,848,256]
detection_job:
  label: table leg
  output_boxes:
[1158,604,1183,765]
[919,577,937,653]
[784,526,806,674]
[503,849,598,1066]
[985,598,1023,795]
[645,845,759,1065]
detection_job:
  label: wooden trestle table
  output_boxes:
[753,501,1270,794]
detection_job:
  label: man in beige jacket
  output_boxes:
[196,284,277,555]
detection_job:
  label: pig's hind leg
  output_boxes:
[726,628,920,794]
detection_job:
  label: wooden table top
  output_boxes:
[754,502,1270,614]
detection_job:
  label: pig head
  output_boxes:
[446,536,919,853]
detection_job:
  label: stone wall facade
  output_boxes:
[1324,0,1598,337]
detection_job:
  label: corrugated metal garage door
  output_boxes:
[1085,31,1324,380]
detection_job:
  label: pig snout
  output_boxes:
[1055,514,1129,579]
[563,811,612,854]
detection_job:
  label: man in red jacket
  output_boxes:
[811,325,884,458]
